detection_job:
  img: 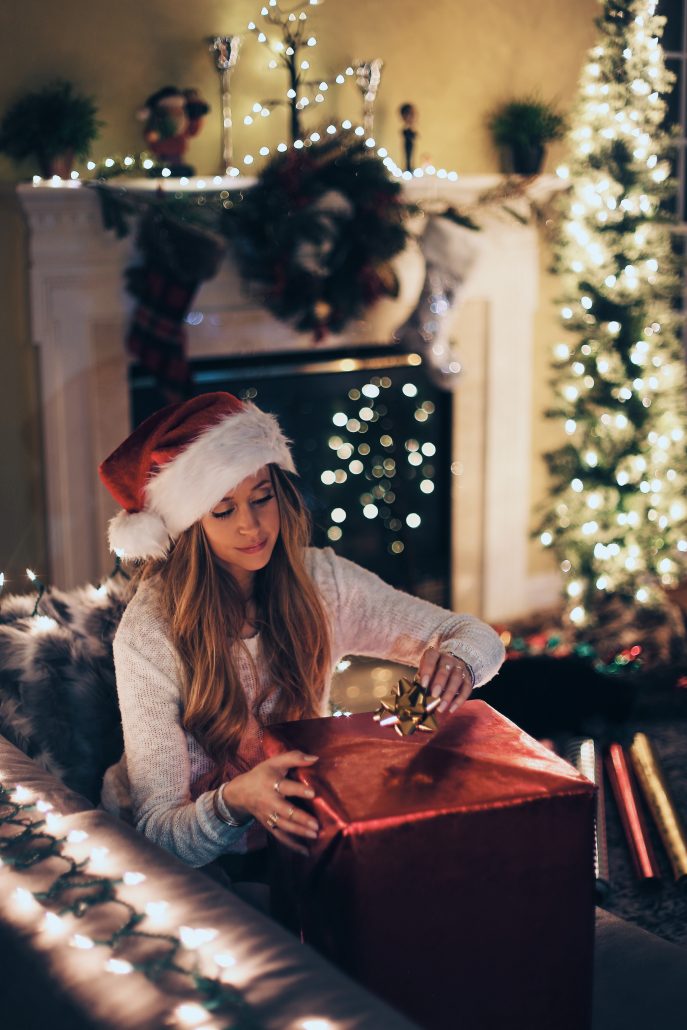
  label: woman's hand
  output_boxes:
[417,647,474,715]
[221,751,320,856]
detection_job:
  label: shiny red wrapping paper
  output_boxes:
[264,701,596,1030]
[605,742,661,882]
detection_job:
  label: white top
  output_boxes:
[100,547,506,867]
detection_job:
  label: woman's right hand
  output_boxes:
[221,751,320,856]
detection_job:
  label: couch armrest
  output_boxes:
[0,805,416,1029]
[0,735,94,814]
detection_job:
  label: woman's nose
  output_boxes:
[236,504,260,532]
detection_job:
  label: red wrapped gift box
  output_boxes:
[264,701,596,1030]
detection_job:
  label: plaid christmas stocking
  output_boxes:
[126,208,225,401]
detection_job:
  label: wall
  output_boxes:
[0,0,599,593]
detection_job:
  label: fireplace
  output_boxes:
[132,345,452,606]
[18,175,562,621]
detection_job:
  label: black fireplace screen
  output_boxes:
[131,345,452,607]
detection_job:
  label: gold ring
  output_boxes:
[286,806,294,819]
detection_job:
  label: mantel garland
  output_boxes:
[96,132,409,396]
[95,133,555,397]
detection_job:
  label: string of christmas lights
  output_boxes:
[538,0,687,638]
[0,781,337,1029]
[240,64,356,128]
[30,133,460,187]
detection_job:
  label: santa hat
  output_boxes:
[98,392,296,560]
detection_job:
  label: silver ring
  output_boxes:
[274,778,284,795]
[266,810,280,831]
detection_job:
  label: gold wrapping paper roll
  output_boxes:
[629,732,687,882]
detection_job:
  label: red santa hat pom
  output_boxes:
[99,392,296,560]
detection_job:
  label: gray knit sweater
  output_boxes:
[101,547,505,867]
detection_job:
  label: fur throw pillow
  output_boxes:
[0,576,129,802]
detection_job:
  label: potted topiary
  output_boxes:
[487,96,566,175]
[0,80,102,178]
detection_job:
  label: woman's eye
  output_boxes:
[253,493,274,506]
[212,507,234,519]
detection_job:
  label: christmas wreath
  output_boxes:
[225,133,409,339]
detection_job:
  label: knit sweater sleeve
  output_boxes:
[112,594,250,868]
[311,548,505,687]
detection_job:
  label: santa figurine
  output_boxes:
[137,86,210,177]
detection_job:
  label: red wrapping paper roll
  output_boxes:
[605,742,661,882]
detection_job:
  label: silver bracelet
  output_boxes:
[447,652,476,687]
[212,787,251,828]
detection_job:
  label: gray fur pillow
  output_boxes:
[0,577,129,803]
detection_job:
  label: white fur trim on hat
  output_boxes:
[108,509,171,561]
[145,403,296,540]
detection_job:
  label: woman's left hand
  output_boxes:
[417,647,474,714]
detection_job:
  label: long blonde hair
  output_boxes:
[133,465,330,768]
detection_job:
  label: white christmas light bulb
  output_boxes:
[105,959,133,975]
[145,900,170,924]
[179,926,219,950]
[12,887,40,914]
[43,912,66,936]
[123,871,146,886]
[89,846,110,872]
[175,1003,209,1027]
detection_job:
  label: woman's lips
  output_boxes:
[237,538,268,554]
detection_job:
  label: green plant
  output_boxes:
[0,80,102,169]
[487,96,566,148]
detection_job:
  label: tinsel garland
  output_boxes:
[0,783,262,1029]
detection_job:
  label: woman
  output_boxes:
[99,392,505,877]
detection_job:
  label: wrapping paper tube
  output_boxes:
[566,738,609,893]
[605,743,661,882]
[629,732,687,883]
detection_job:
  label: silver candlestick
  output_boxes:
[354,59,383,137]
[207,35,241,173]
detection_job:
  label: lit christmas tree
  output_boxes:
[539,0,687,657]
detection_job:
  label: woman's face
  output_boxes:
[200,465,281,591]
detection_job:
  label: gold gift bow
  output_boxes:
[629,732,687,882]
[373,676,441,737]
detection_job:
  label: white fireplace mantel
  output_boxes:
[18,175,563,622]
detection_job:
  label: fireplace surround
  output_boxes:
[18,174,562,621]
